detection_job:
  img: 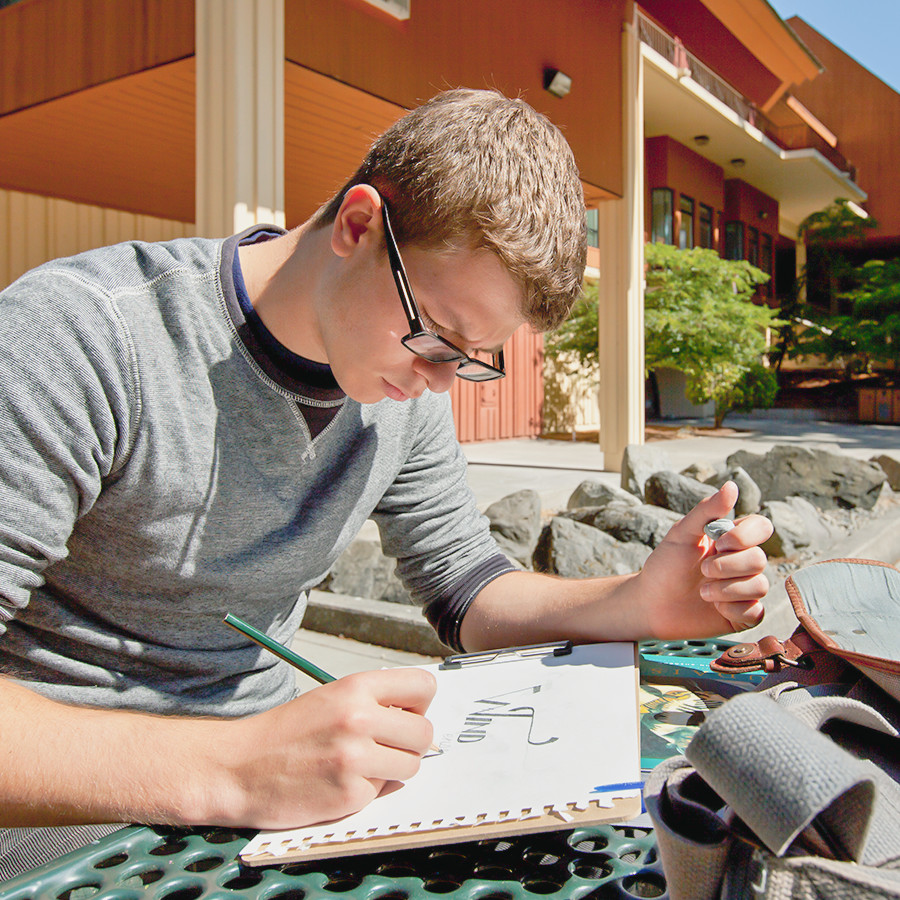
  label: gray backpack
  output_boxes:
[645,558,900,899]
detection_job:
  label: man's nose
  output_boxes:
[416,358,458,394]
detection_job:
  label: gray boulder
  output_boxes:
[872,453,900,491]
[325,540,412,604]
[709,465,762,516]
[485,489,542,566]
[760,496,840,558]
[533,516,651,578]
[727,445,887,510]
[621,444,675,500]
[644,470,717,515]
[567,480,640,510]
[566,501,680,548]
[729,466,762,517]
[681,461,720,484]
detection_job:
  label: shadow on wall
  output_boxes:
[542,355,599,435]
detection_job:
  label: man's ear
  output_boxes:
[330,184,383,258]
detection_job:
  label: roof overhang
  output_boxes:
[698,0,823,86]
[642,44,866,238]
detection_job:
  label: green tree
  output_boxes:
[544,279,600,371]
[806,258,900,377]
[545,245,779,428]
[684,361,778,428]
[777,199,879,375]
[644,243,778,427]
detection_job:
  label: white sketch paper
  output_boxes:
[241,642,640,860]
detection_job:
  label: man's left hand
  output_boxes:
[631,480,773,638]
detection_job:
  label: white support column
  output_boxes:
[597,15,645,472]
[195,0,285,237]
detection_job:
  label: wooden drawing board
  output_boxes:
[240,641,642,866]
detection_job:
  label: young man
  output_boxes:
[0,89,771,874]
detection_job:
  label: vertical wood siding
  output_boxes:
[450,327,544,442]
[0,189,195,291]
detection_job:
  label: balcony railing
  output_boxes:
[637,10,769,126]
[636,8,853,176]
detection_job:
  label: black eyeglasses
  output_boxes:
[381,201,505,382]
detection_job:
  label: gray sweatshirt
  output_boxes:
[0,232,511,717]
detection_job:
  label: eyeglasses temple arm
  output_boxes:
[381,202,424,329]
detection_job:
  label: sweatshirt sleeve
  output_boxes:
[0,267,138,632]
[370,392,516,649]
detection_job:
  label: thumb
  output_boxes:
[677,480,738,542]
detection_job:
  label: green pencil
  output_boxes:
[225,612,441,754]
[224,613,336,684]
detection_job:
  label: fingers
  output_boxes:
[671,481,774,554]
[365,666,437,717]
[714,598,765,631]
[676,481,738,541]
[360,741,427,784]
[699,520,771,632]
[320,671,436,799]
[700,553,769,631]
[700,544,768,580]
[709,514,774,554]
[229,667,439,830]
[369,701,436,759]
[328,668,437,754]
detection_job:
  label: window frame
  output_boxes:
[699,203,713,249]
[651,188,674,245]
[724,221,744,261]
[748,226,760,267]
[678,194,694,249]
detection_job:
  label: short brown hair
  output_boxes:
[313,89,586,332]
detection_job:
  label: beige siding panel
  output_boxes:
[543,356,601,435]
[0,189,195,290]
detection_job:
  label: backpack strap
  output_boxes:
[685,691,900,865]
[643,757,734,900]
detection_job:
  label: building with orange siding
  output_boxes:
[0,0,873,464]
[786,16,900,266]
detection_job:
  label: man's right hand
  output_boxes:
[216,667,438,829]
[0,667,437,830]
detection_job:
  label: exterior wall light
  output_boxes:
[543,68,572,98]
[693,135,710,146]
[730,158,746,168]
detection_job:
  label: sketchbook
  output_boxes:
[240,641,642,865]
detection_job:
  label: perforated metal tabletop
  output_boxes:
[0,640,742,900]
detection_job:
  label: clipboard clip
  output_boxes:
[440,640,573,670]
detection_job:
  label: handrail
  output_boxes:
[637,9,762,126]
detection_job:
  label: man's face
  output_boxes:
[321,241,525,405]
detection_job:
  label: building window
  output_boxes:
[699,204,713,249]
[760,233,772,275]
[678,195,694,249]
[651,188,673,245]
[724,222,744,261]
[586,209,599,248]
[748,227,759,267]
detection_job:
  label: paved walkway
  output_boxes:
[462,413,900,511]
[295,413,900,680]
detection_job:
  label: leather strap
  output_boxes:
[712,629,819,673]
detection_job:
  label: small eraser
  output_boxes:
[704,518,735,541]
